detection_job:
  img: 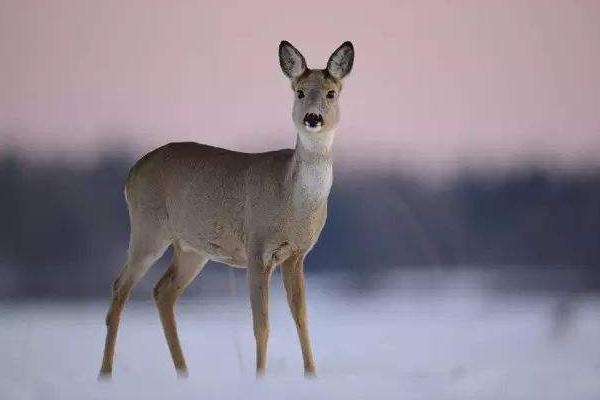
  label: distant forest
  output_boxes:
[1,151,599,298]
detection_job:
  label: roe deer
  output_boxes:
[99,40,354,378]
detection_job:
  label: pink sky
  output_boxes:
[1,0,599,175]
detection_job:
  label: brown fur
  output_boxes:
[99,41,353,378]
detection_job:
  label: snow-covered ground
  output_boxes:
[2,271,600,400]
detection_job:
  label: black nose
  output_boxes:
[303,113,323,128]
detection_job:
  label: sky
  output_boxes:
[1,0,599,175]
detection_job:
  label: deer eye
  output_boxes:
[326,90,336,99]
[297,90,305,99]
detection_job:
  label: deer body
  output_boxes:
[126,139,331,268]
[100,41,353,378]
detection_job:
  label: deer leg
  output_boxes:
[281,254,316,377]
[100,237,168,378]
[154,246,208,377]
[99,269,133,379]
[248,256,274,377]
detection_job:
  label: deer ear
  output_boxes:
[279,41,307,79]
[327,41,354,79]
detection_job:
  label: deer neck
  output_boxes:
[288,131,334,205]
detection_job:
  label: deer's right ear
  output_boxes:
[279,41,307,79]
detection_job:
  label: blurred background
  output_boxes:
[1,1,599,399]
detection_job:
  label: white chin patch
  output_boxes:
[304,123,322,133]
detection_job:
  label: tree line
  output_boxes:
[1,151,599,298]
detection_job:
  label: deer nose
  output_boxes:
[303,113,323,128]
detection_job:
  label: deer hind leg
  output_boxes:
[281,253,316,377]
[154,244,208,377]
[99,231,169,378]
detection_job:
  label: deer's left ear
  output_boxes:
[327,41,354,79]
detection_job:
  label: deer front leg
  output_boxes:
[281,253,316,377]
[248,257,274,377]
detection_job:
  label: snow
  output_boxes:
[2,271,600,399]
